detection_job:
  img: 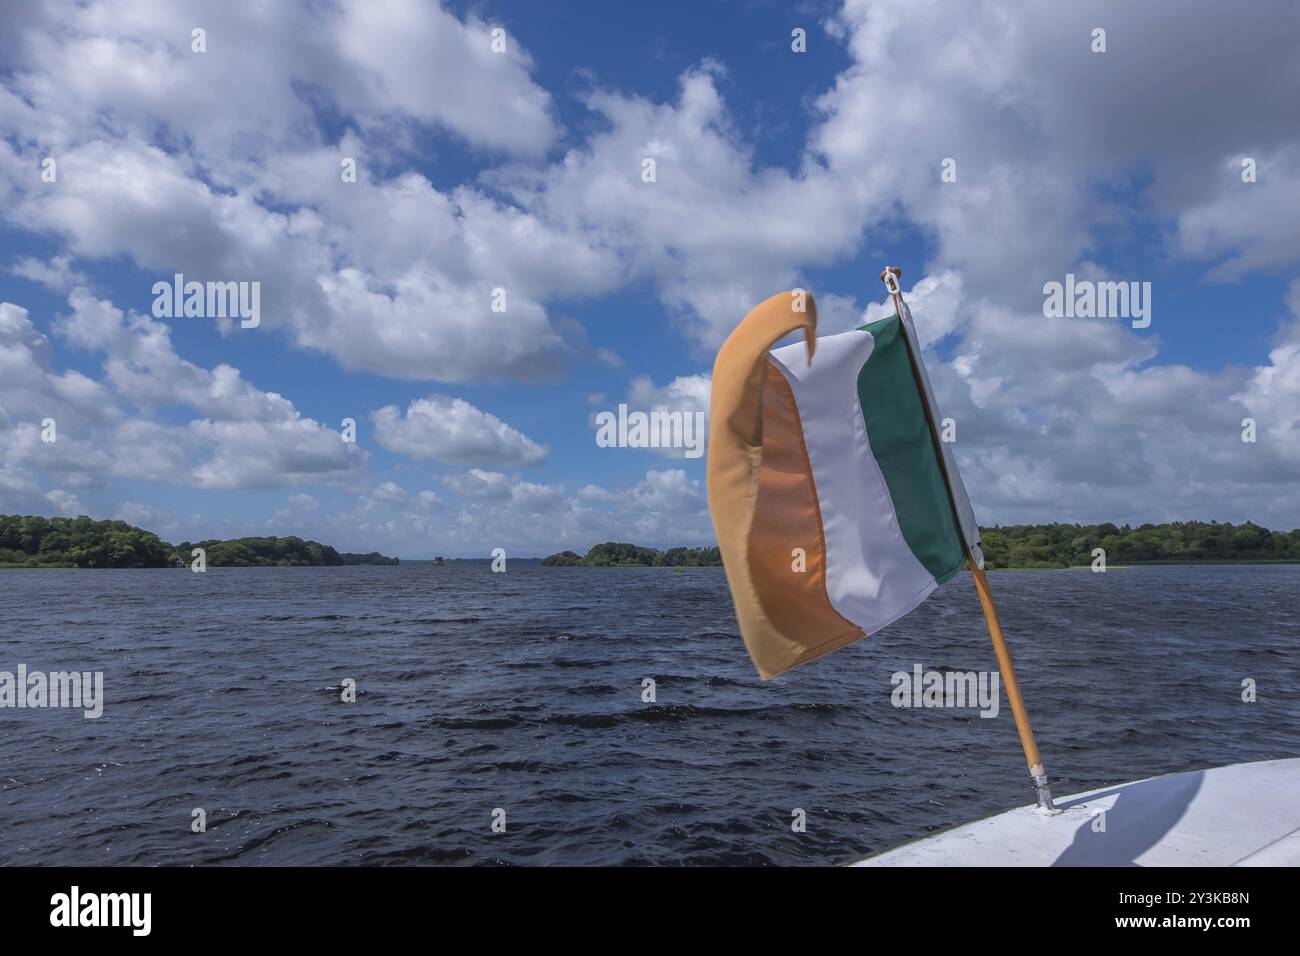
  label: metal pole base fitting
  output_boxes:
[1032,772,1060,814]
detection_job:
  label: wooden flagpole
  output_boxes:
[880,266,1058,812]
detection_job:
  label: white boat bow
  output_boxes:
[853,757,1300,866]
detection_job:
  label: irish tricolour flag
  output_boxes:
[708,290,982,679]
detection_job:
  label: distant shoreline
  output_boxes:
[0,514,400,569]
[7,559,1299,570]
[532,560,1300,569]
[0,558,532,569]
[4,516,1298,569]
[542,523,1300,570]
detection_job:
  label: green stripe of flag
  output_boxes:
[857,314,965,584]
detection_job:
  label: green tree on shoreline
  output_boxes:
[0,515,173,568]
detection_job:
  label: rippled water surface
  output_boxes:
[2,564,1298,865]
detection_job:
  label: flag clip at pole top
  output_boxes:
[880,266,906,316]
[880,266,902,295]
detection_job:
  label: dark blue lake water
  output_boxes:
[1,564,1297,865]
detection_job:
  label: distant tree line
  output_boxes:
[544,522,1300,570]
[0,515,174,568]
[542,542,722,567]
[6,514,1297,570]
[177,536,348,567]
[979,521,1300,569]
[0,515,399,568]
[340,551,401,566]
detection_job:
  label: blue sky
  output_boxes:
[2,0,1299,557]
